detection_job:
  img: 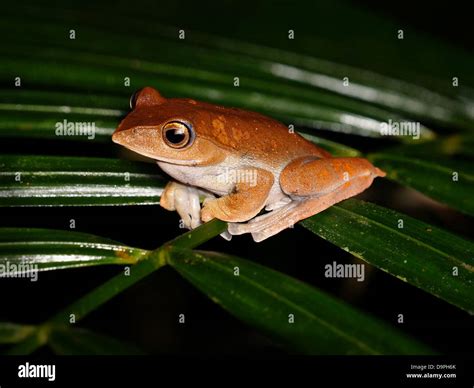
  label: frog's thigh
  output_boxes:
[280,156,384,197]
[201,168,274,223]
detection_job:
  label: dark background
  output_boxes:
[0,0,473,355]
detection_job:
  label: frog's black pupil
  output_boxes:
[166,128,186,144]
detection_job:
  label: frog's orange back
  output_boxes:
[115,87,331,163]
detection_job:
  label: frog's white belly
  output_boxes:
[157,161,235,195]
[157,155,290,207]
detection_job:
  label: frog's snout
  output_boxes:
[112,131,120,144]
[112,130,125,145]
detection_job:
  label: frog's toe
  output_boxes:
[228,217,296,241]
[251,230,272,243]
[200,202,216,222]
[189,214,202,229]
[250,218,298,242]
[178,210,202,230]
[180,214,193,230]
[227,222,247,235]
[228,201,298,236]
[220,229,232,241]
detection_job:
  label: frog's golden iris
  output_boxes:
[162,121,194,149]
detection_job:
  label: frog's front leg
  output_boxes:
[229,156,385,242]
[200,168,274,223]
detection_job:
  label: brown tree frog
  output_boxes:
[112,87,385,242]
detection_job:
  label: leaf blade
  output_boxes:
[368,152,474,216]
[0,322,36,344]
[301,199,474,314]
[0,227,147,272]
[167,247,433,355]
[0,155,165,206]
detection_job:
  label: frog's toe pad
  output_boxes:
[220,229,232,241]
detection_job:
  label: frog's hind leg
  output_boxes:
[229,190,371,242]
[229,156,385,242]
[238,192,345,242]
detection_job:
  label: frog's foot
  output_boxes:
[160,181,232,240]
[160,181,204,229]
[227,201,300,242]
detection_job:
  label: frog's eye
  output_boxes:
[162,121,194,149]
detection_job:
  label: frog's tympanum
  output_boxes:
[113,87,385,242]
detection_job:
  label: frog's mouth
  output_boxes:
[152,157,203,166]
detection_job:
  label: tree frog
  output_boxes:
[112,87,385,242]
